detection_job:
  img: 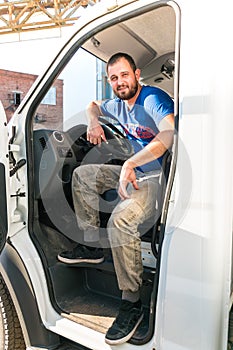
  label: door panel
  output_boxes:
[0,102,9,253]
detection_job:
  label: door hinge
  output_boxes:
[10,158,26,177]
[10,192,26,198]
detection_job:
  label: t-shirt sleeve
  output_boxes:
[100,99,119,122]
[144,89,174,126]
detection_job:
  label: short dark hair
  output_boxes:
[106,52,137,74]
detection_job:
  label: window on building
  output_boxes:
[41,86,56,105]
[13,91,22,106]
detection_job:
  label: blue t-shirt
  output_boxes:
[100,85,174,173]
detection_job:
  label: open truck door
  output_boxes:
[0,102,9,253]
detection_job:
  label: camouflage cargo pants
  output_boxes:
[72,163,161,292]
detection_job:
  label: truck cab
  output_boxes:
[0,1,233,350]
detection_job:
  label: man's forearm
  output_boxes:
[86,101,107,144]
[125,130,173,169]
[86,101,102,126]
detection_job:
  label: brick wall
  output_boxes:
[0,69,63,129]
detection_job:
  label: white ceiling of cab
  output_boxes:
[123,6,176,61]
[83,5,175,67]
[83,4,176,96]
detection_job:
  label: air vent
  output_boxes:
[39,137,48,150]
[53,131,64,143]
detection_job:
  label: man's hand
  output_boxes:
[86,101,107,145]
[87,124,107,145]
[118,161,139,200]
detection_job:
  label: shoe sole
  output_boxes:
[57,255,104,264]
[105,311,144,345]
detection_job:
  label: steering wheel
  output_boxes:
[67,117,134,165]
[98,117,134,160]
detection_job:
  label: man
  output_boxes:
[58,52,174,345]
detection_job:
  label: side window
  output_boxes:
[33,49,101,131]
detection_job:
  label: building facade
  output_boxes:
[0,69,63,129]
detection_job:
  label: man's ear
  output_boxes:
[135,68,141,81]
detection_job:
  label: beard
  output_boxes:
[114,80,139,100]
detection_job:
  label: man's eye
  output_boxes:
[110,77,117,82]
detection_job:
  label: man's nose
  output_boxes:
[117,76,124,85]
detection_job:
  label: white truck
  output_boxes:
[0,0,233,349]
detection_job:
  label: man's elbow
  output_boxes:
[159,130,174,150]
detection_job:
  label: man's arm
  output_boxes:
[118,113,174,200]
[86,101,107,144]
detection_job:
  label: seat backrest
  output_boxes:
[139,149,172,242]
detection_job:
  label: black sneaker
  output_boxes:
[57,244,104,264]
[105,299,144,345]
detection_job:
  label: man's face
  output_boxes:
[107,57,140,100]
